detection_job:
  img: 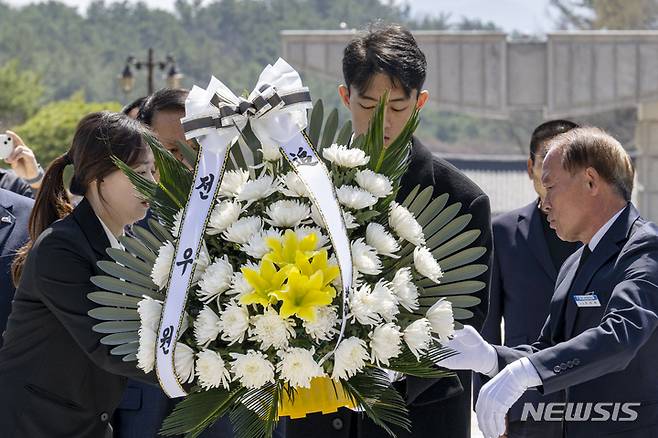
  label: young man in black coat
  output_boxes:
[283,23,493,438]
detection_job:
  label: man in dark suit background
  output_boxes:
[478,120,580,437]
[439,127,658,438]
[283,23,492,438]
[0,188,33,348]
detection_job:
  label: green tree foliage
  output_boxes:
[12,92,121,167]
[0,59,44,128]
[551,0,658,30]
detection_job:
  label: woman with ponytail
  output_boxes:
[0,111,157,437]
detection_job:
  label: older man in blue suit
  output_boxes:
[0,188,33,347]
[478,120,580,438]
[440,127,658,438]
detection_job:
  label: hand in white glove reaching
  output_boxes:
[435,325,498,375]
[476,359,540,438]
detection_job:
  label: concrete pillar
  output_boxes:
[635,101,658,222]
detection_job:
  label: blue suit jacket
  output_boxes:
[478,201,578,421]
[495,204,658,437]
[0,188,33,346]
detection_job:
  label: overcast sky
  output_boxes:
[4,0,558,34]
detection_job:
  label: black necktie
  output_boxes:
[574,246,592,279]
[565,246,592,330]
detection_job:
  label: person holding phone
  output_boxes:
[0,111,157,437]
[0,130,44,197]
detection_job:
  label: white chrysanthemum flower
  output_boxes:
[242,228,281,259]
[137,326,157,373]
[193,305,221,347]
[237,174,278,204]
[227,271,254,299]
[137,297,162,332]
[174,342,195,384]
[390,268,419,311]
[348,284,381,326]
[404,318,433,360]
[414,246,443,283]
[369,322,403,366]
[249,307,296,350]
[222,216,262,245]
[388,202,425,246]
[365,223,400,258]
[355,169,393,198]
[171,209,184,237]
[277,348,325,389]
[230,350,275,389]
[279,171,308,197]
[207,200,242,235]
[265,199,310,228]
[323,143,370,168]
[196,349,231,390]
[260,142,282,161]
[336,185,377,210]
[351,238,382,276]
[218,301,250,345]
[294,226,328,249]
[151,241,175,289]
[197,255,234,303]
[219,169,250,197]
[331,337,370,380]
[426,299,454,342]
[372,280,399,322]
[343,211,359,229]
[303,306,339,341]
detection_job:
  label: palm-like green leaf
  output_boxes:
[335,120,353,146]
[161,387,247,438]
[319,108,338,151]
[307,99,324,147]
[386,344,457,379]
[390,185,488,321]
[230,383,281,438]
[342,367,410,437]
[176,139,199,168]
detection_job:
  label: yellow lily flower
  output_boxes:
[240,259,293,307]
[264,229,317,267]
[271,269,334,321]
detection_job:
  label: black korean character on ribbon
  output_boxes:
[176,248,194,275]
[195,173,215,200]
[159,325,174,354]
[289,146,318,166]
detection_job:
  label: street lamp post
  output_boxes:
[119,48,184,94]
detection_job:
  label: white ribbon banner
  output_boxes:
[155,58,352,397]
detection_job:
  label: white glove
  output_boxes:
[475,358,541,438]
[435,325,497,375]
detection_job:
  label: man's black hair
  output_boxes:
[342,23,426,98]
[137,88,189,126]
[121,96,147,116]
[530,119,580,162]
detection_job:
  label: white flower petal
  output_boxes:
[174,342,195,384]
[390,268,419,311]
[207,200,243,235]
[365,223,400,257]
[222,216,262,245]
[279,171,308,197]
[241,228,282,259]
[323,143,370,168]
[277,348,324,389]
[218,301,250,345]
[413,246,443,283]
[351,238,382,276]
[193,305,221,347]
[388,202,425,246]
[355,169,392,198]
[249,307,296,350]
[230,350,275,389]
[336,185,377,210]
[265,199,311,228]
[303,306,339,341]
[331,337,370,380]
[151,241,175,290]
[196,349,231,390]
[237,174,278,203]
[369,322,403,366]
[426,299,455,342]
[219,169,250,197]
[404,318,433,360]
